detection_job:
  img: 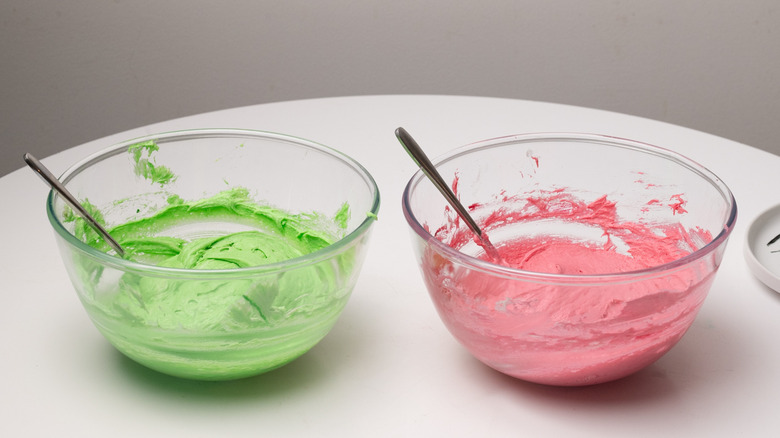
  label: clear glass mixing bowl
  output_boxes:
[48,129,380,380]
[402,133,736,386]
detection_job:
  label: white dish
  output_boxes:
[745,203,780,292]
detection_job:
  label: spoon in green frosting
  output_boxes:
[24,153,127,257]
[395,127,502,262]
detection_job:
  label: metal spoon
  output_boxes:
[395,127,502,262]
[24,153,126,257]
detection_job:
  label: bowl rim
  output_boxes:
[401,132,738,282]
[46,128,381,278]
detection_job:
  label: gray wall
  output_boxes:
[2,0,779,176]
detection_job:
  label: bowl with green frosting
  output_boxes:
[47,129,380,380]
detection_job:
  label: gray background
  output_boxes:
[2,0,778,176]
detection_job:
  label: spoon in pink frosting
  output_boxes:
[395,127,502,263]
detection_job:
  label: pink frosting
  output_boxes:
[419,188,718,385]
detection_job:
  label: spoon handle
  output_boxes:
[395,127,501,261]
[24,153,126,257]
[395,128,484,236]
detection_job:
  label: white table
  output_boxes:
[2,95,778,437]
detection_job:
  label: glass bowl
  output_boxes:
[48,129,380,380]
[402,133,736,386]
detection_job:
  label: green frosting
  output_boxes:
[105,187,339,268]
[128,140,177,185]
[68,186,349,323]
[59,140,371,379]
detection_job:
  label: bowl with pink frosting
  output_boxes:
[402,133,736,386]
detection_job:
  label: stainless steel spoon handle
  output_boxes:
[395,127,484,237]
[24,153,126,257]
[395,127,501,261]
